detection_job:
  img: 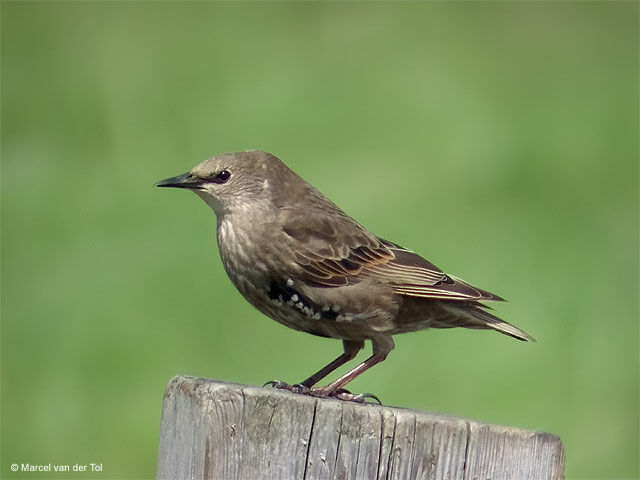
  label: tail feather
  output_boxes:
[463,304,535,342]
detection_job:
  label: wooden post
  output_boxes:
[157,375,565,480]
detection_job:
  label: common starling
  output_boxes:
[157,150,533,401]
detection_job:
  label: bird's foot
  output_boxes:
[310,387,382,404]
[263,380,311,395]
[264,381,381,404]
[340,390,382,404]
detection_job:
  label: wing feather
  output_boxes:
[280,209,502,302]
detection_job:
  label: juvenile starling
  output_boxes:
[157,150,533,401]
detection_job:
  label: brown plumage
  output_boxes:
[157,150,533,401]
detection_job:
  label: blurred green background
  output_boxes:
[2,2,638,479]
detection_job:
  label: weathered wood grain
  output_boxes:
[157,376,565,480]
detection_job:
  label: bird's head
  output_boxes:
[156,150,293,216]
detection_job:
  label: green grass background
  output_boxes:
[2,2,638,479]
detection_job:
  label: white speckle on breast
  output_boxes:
[336,313,354,323]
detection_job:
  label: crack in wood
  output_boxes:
[302,400,318,480]
[462,420,471,479]
[332,406,345,475]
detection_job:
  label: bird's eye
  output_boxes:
[213,170,231,184]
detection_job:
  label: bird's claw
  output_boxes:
[263,380,311,394]
[330,388,382,404]
[264,381,381,404]
[263,379,285,389]
[344,391,382,404]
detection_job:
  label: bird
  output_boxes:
[156,150,533,402]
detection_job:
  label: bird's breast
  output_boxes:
[217,219,270,292]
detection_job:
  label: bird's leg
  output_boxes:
[300,339,364,388]
[264,339,363,394]
[312,354,386,399]
[310,336,395,402]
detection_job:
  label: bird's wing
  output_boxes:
[370,241,504,301]
[280,210,503,302]
[281,208,393,287]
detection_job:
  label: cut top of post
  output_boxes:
[157,376,565,480]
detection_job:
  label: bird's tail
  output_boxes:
[462,303,535,342]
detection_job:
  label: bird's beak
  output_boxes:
[155,172,204,189]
